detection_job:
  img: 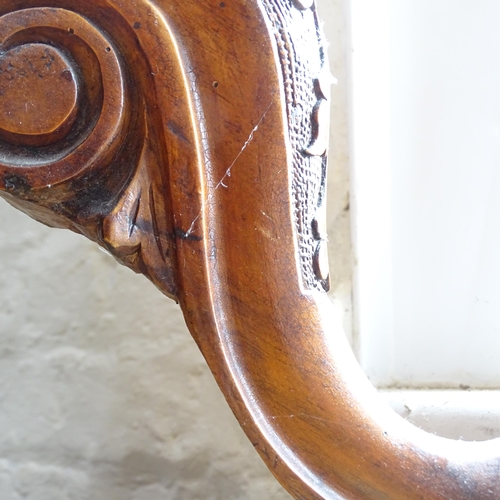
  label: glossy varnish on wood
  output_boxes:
[0,1,499,499]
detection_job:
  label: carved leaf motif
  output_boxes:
[0,4,183,297]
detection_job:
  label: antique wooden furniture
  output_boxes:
[1,1,499,499]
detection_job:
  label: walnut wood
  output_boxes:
[0,43,78,146]
[1,2,499,499]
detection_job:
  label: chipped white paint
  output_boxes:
[382,390,500,441]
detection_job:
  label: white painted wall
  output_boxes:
[351,0,500,388]
[0,207,289,500]
[0,1,352,498]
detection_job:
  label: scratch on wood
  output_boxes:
[183,102,274,239]
[212,101,274,193]
[174,227,202,241]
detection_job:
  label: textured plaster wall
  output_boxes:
[0,1,352,499]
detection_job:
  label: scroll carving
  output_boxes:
[0,3,178,297]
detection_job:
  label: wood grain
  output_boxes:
[1,1,499,499]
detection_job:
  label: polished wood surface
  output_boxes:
[1,1,499,499]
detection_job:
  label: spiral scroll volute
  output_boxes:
[0,4,188,299]
[0,7,133,201]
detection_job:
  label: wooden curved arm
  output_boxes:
[1,2,499,499]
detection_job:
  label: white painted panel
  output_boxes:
[352,1,500,387]
[350,0,395,384]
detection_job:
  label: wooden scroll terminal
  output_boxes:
[1,1,499,499]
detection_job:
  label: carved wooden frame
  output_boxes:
[1,1,499,499]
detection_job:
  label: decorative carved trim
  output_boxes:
[261,0,330,291]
